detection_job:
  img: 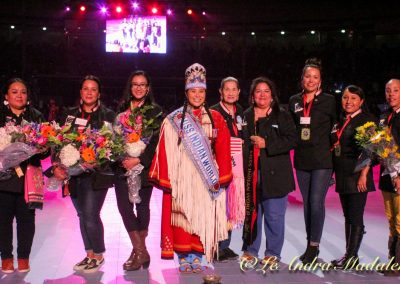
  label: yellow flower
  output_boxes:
[380,148,390,159]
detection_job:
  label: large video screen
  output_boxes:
[106,16,167,54]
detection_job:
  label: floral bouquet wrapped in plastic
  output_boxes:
[355,121,400,176]
[47,122,116,190]
[113,105,161,203]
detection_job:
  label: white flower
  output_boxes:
[59,144,80,167]
[125,140,146,157]
[0,128,12,151]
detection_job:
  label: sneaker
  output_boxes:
[17,258,30,273]
[260,256,279,267]
[73,257,91,271]
[224,248,239,260]
[83,258,104,273]
[1,258,14,274]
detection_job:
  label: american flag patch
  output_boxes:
[230,137,243,154]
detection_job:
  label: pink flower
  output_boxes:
[37,136,48,146]
[96,136,106,146]
[135,115,143,124]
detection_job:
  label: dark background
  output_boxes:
[0,0,399,115]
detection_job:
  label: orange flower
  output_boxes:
[81,147,96,163]
[41,125,56,138]
[127,132,140,143]
[76,133,87,142]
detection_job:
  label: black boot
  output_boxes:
[302,245,319,264]
[384,239,400,276]
[332,225,364,269]
[331,223,351,267]
[299,240,309,261]
[388,236,398,259]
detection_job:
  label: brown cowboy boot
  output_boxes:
[123,231,137,270]
[125,231,150,271]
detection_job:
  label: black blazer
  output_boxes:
[333,112,377,194]
[289,92,337,170]
[0,105,46,193]
[379,110,400,193]
[113,103,163,188]
[243,107,296,199]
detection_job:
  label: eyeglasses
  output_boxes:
[131,83,148,89]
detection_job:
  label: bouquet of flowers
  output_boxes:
[46,122,116,190]
[113,105,161,203]
[355,121,400,175]
[0,122,41,177]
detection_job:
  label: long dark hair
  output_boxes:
[249,76,280,114]
[119,70,155,112]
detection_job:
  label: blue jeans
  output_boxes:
[71,175,108,255]
[296,169,333,243]
[246,195,288,260]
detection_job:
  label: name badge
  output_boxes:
[75,118,88,126]
[334,145,341,157]
[300,117,311,125]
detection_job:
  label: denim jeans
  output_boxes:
[71,175,108,255]
[0,191,35,259]
[296,169,333,243]
[246,195,288,260]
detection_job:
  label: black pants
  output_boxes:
[339,192,368,226]
[0,191,35,259]
[114,176,153,232]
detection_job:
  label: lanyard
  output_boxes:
[335,116,351,142]
[302,95,314,117]
[220,102,238,136]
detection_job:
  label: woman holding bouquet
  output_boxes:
[54,75,115,273]
[0,78,45,273]
[289,58,337,263]
[330,85,377,269]
[149,63,232,273]
[113,70,162,271]
[379,78,400,275]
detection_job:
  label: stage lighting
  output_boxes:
[116,6,122,13]
[65,6,71,12]
[151,7,158,14]
[132,2,139,9]
[10,25,15,29]
[341,29,346,33]
[100,7,107,13]
[187,9,193,15]
[251,32,255,36]
[280,31,285,35]
[80,5,86,12]
[167,9,172,15]
[202,11,206,15]
[221,31,226,36]
[42,27,47,31]
[310,30,316,34]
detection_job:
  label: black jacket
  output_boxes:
[243,107,296,199]
[210,102,244,138]
[333,112,377,194]
[289,92,337,170]
[0,105,45,193]
[113,103,163,188]
[379,110,400,193]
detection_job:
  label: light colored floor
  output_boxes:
[1,159,400,283]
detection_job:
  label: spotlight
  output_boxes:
[202,11,206,15]
[65,6,71,12]
[310,30,315,34]
[100,7,107,13]
[187,9,193,15]
[10,25,15,29]
[251,32,255,36]
[221,31,226,36]
[151,7,158,14]
[80,5,86,12]
[42,27,47,31]
[280,30,285,35]
[335,89,342,94]
[116,6,122,13]
[341,29,346,33]
[132,2,139,9]
[167,9,172,15]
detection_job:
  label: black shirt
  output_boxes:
[289,92,337,170]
